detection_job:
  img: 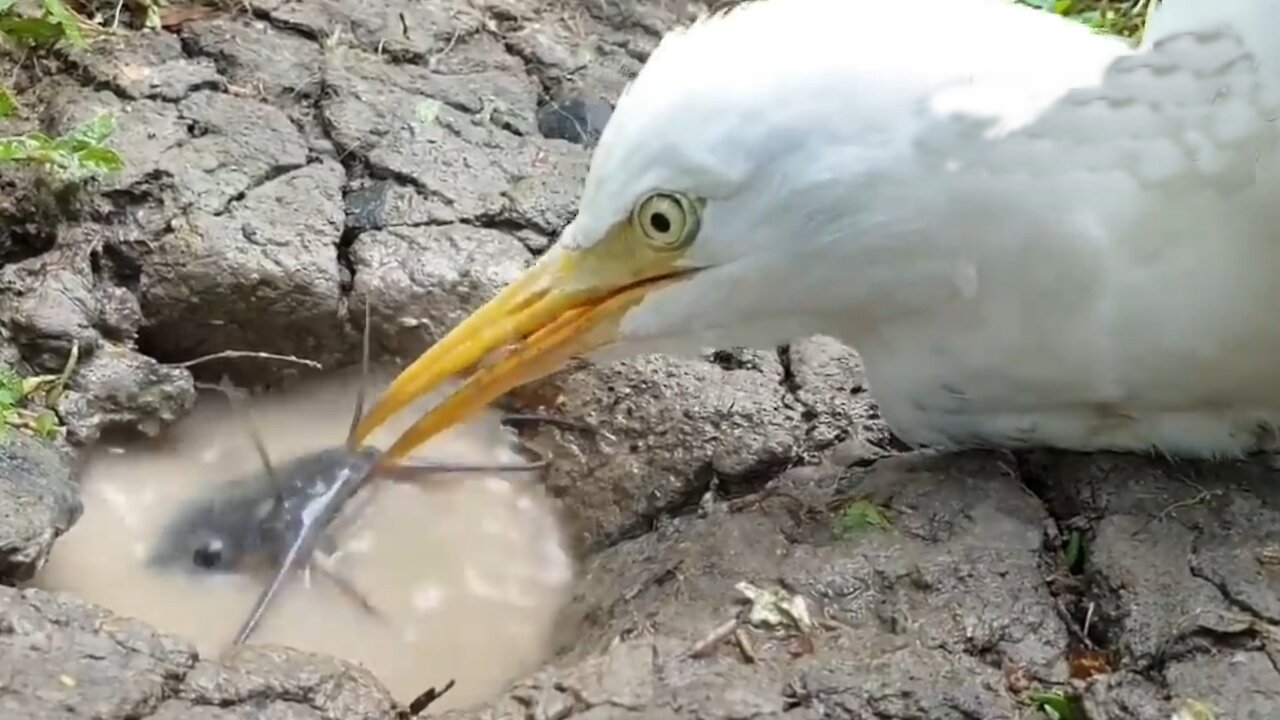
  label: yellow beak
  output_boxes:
[353,242,693,462]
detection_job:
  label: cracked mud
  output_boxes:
[2,1,1279,718]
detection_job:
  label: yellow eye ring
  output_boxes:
[632,191,699,252]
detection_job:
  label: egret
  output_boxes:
[354,0,1280,462]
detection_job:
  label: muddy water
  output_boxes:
[33,367,574,711]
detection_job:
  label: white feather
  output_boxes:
[567,0,1280,458]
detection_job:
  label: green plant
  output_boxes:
[1024,686,1085,712]
[1029,690,1082,720]
[0,104,125,182]
[1064,530,1085,573]
[0,365,61,439]
[0,343,76,440]
[834,499,893,538]
[0,0,89,49]
[1016,0,1153,41]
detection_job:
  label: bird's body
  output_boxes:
[355,0,1280,463]
[606,0,1280,458]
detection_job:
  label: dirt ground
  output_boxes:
[1,1,1278,718]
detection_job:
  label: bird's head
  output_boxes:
[351,0,1044,459]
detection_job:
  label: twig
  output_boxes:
[733,627,757,663]
[687,617,740,659]
[1131,478,1221,537]
[404,679,456,717]
[44,339,79,406]
[170,350,323,370]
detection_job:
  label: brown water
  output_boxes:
[32,367,574,711]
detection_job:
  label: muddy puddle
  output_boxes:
[31,366,574,711]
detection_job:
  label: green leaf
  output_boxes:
[0,367,24,409]
[0,16,67,45]
[39,0,85,49]
[55,112,116,150]
[32,409,58,438]
[0,86,14,119]
[0,138,26,162]
[834,500,893,538]
[0,0,18,15]
[1030,691,1079,720]
[1065,531,1084,573]
[76,144,123,173]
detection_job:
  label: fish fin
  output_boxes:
[199,378,286,504]
[313,557,387,622]
[346,299,373,450]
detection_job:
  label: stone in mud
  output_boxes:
[0,243,101,374]
[1079,672,1171,720]
[786,336,898,457]
[443,451,1064,720]
[0,586,399,720]
[0,330,20,369]
[138,160,346,374]
[68,31,223,101]
[56,345,196,444]
[349,224,532,357]
[536,97,613,146]
[504,352,808,552]
[1021,452,1280,716]
[179,18,325,101]
[504,145,592,237]
[320,50,539,224]
[48,89,308,217]
[249,0,488,63]
[0,433,80,584]
[95,285,144,344]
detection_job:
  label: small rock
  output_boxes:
[0,432,80,583]
[504,143,591,235]
[0,586,196,718]
[508,352,804,551]
[67,31,222,101]
[179,18,324,100]
[56,345,196,444]
[0,586,399,719]
[176,645,397,719]
[536,97,613,146]
[250,0,487,63]
[345,181,393,234]
[350,224,532,357]
[49,89,310,218]
[473,451,1064,720]
[322,55,525,222]
[0,245,101,374]
[94,286,143,343]
[139,160,347,376]
[787,336,885,450]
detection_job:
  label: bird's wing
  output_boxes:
[914,0,1280,242]
[859,0,1280,411]
[1144,0,1280,75]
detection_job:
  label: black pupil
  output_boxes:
[192,543,223,569]
[649,211,672,234]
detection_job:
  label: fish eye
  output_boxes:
[192,538,225,569]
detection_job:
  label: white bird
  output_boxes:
[353,0,1280,462]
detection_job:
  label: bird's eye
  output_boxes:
[192,539,225,569]
[632,191,699,251]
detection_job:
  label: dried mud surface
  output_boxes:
[1,1,1278,718]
